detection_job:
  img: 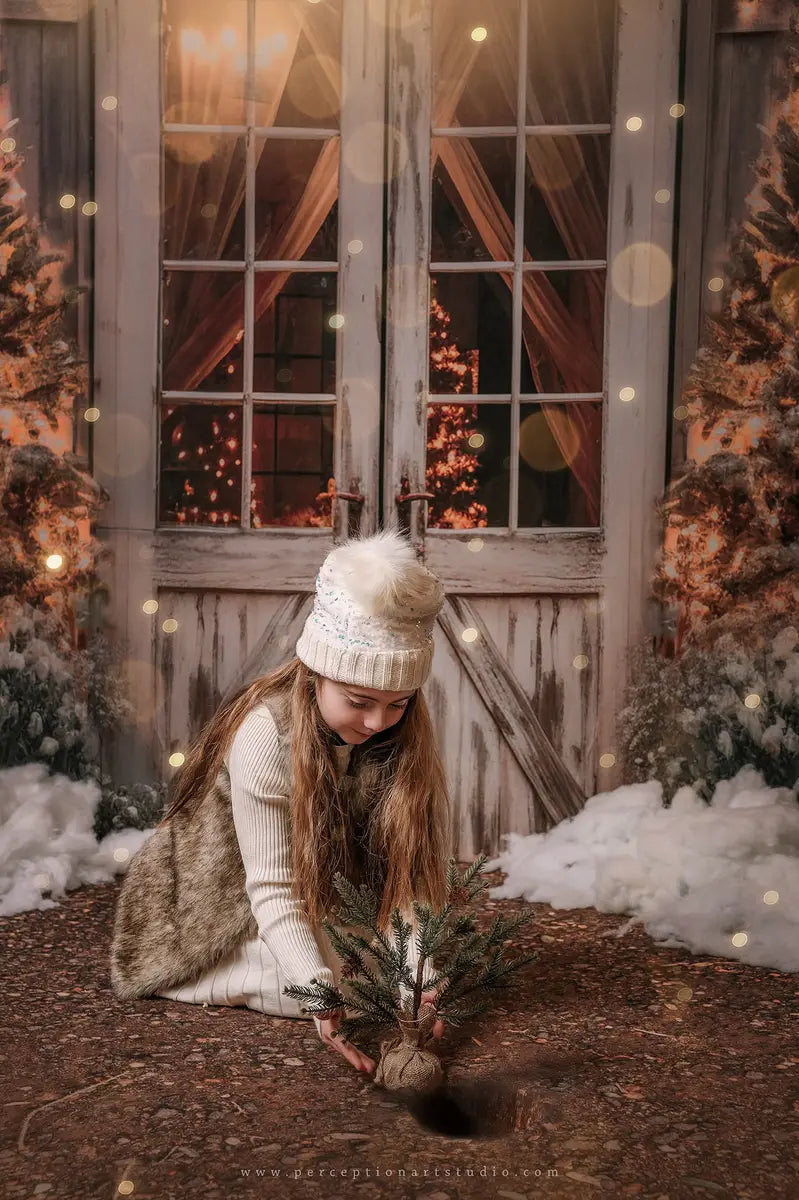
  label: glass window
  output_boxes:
[159,0,341,528]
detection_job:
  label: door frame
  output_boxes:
[382,0,682,792]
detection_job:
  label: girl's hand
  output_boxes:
[420,988,446,1039]
[314,1009,376,1075]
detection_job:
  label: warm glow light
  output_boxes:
[573,654,589,670]
[201,203,217,218]
[113,847,130,864]
[468,432,485,448]
[59,194,76,210]
[763,890,779,905]
[84,407,100,422]
[599,752,616,768]
[118,1179,135,1195]
[142,599,159,614]
[707,276,724,292]
[731,931,748,947]
[654,189,671,204]
[101,95,118,111]
[612,242,673,306]
[674,405,688,420]
[619,387,636,402]
[676,987,693,1002]
[1,137,16,153]
[329,314,345,330]
[471,26,488,42]
[670,103,686,118]
[467,538,484,553]
[45,554,64,570]
[169,751,186,767]
[744,693,761,709]
[625,116,643,132]
[162,618,178,633]
[461,627,479,643]
[348,239,364,254]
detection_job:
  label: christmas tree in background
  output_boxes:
[283,855,537,1094]
[651,17,799,655]
[425,297,488,529]
[0,119,107,624]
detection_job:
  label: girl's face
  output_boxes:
[315,676,416,744]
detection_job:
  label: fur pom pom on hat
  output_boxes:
[295,527,445,691]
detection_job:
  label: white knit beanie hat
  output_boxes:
[295,527,445,691]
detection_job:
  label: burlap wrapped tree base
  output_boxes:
[373,1001,444,1093]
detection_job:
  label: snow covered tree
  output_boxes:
[651,17,799,654]
[0,122,107,621]
[283,854,537,1093]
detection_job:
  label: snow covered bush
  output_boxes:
[0,598,133,783]
[93,780,168,841]
[617,624,799,802]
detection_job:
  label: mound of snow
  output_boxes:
[485,765,799,972]
[0,763,152,917]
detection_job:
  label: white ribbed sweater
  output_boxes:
[156,703,422,1031]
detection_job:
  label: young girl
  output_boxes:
[110,527,450,1075]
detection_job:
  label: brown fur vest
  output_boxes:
[109,688,395,1001]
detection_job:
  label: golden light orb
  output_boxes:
[674,405,689,420]
[625,116,643,132]
[467,538,484,552]
[763,890,779,905]
[572,654,589,670]
[461,627,479,643]
[101,95,118,111]
[654,189,671,204]
[731,931,748,948]
[45,553,64,570]
[83,407,100,422]
[348,239,364,255]
[619,386,636,403]
[162,618,179,633]
[468,432,485,449]
[329,313,345,330]
[59,193,77,210]
[471,26,488,42]
[744,693,761,709]
[113,847,130,863]
[1,137,16,153]
[611,242,673,306]
[669,103,686,118]
[169,751,186,767]
[707,276,724,292]
[599,752,616,768]
[142,599,159,615]
[82,201,98,216]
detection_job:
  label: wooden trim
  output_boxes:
[670,0,716,478]
[599,0,682,783]
[438,596,585,825]
[1,0,85,20]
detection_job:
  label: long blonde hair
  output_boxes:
[160,656,450,933]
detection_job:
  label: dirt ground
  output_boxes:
[1,867,797,1200]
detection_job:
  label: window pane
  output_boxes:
[159,404,243,526]
[520,269,604,393]
[524,135,609,260]
[254,138,338,262]
[162,271,245,392]
[163,0,248,126]
[431,137,516,262]
[163,134,247,261]
[426,402,510,528]
[255,0,342,129]
[433,0,519,128]
[518,401,601,526]
[252,404,334,527]
[526,0,616,125]
[430,273,513,394]
[253,272,337,393]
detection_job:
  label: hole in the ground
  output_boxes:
[385,1071,567,1139]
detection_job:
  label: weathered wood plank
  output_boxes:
[438,594,586,826]
[220,592,313,701]
[716,0,793,33]
[1,0,85,20]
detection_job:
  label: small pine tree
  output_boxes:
[283,855,537,1091]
